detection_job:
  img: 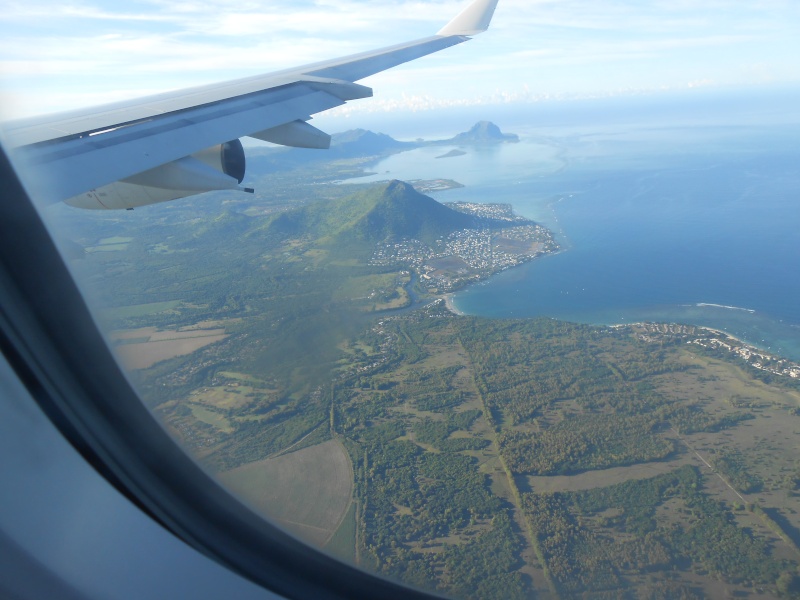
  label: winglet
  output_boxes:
[437,0,499,37]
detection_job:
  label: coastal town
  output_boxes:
[628,322,800,380]
[369,203,559,292]
[444,200,531,223]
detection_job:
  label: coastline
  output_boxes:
[442,293,466,316]
[611,321,752,347]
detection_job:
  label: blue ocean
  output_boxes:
[337,89,800,360]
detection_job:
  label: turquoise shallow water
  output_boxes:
[347,93,800,360]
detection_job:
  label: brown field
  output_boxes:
[218,439,354,547]
[147,328,225,341]
[110,326,229,369]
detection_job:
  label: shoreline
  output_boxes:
[610,321,753,348]
[441,293,466,316]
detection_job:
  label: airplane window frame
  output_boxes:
[0,145,446,600]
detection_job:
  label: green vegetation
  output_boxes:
[51,145,800,599]
[500,414,674,475]
[523,466,789,596]
[333,312,800,598]
[414,410,488,452]
[668,405,755,434]
[438,512,528,600]
[325,501,357,563]
[99,300,181,320]
[711,449,764,493]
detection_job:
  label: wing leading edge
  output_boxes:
[2,0,500,207]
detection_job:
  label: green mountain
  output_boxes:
[329,129,412,156]
[347,180,479,244]
[268,180,485,247]
[445,121,518,144]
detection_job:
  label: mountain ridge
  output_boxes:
[245,121,518,172]
[265,179,518,249]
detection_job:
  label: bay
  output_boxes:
[345,91,800,360]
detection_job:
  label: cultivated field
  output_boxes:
[100,300,181,320]
[110,326,228,370]
[219,439,354,547]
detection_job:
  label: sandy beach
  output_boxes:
[442,294,466,316]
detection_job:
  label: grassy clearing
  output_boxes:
[372,288,410,311]
[302,248,329,266]
[189,404,234,434]
[86,236,135,253]
[216,371,271,385]
[87,244,129,252]
[189,385,257,411]
[525,453,694,494]
[333,273,410,309]
[99,236,134,245]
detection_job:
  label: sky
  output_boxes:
[1,0,799,122]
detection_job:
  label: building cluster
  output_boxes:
[444,201,528,222]
[630,322,800,380]
[337,319,400,381]
[369,221,558,292]
[410,179,463,194]
[688,336,800,379]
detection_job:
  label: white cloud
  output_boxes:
[1,0,799,119]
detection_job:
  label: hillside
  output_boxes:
[348,180,480,244]
[268,180,489,247]
[329,129,412,156]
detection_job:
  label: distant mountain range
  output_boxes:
[433,121,519,145]
[332,121,519,152]
[329,129,413,157]
[247,121,518,171]
[267,179,514,248]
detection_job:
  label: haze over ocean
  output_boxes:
[343,88,800,360]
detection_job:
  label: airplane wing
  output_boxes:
[2,0,499,207]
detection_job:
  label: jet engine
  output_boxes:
[66,140,251,210]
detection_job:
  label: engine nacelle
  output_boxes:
[66,140,249,210]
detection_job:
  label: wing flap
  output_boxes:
[251,120,331,149]
[16,82,350,203]
[2,37,455,151]
[2,0,500,204]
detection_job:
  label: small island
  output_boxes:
[408,178,464,193]
[435,149,467,159]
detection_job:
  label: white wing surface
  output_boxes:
[2,0,499,207]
